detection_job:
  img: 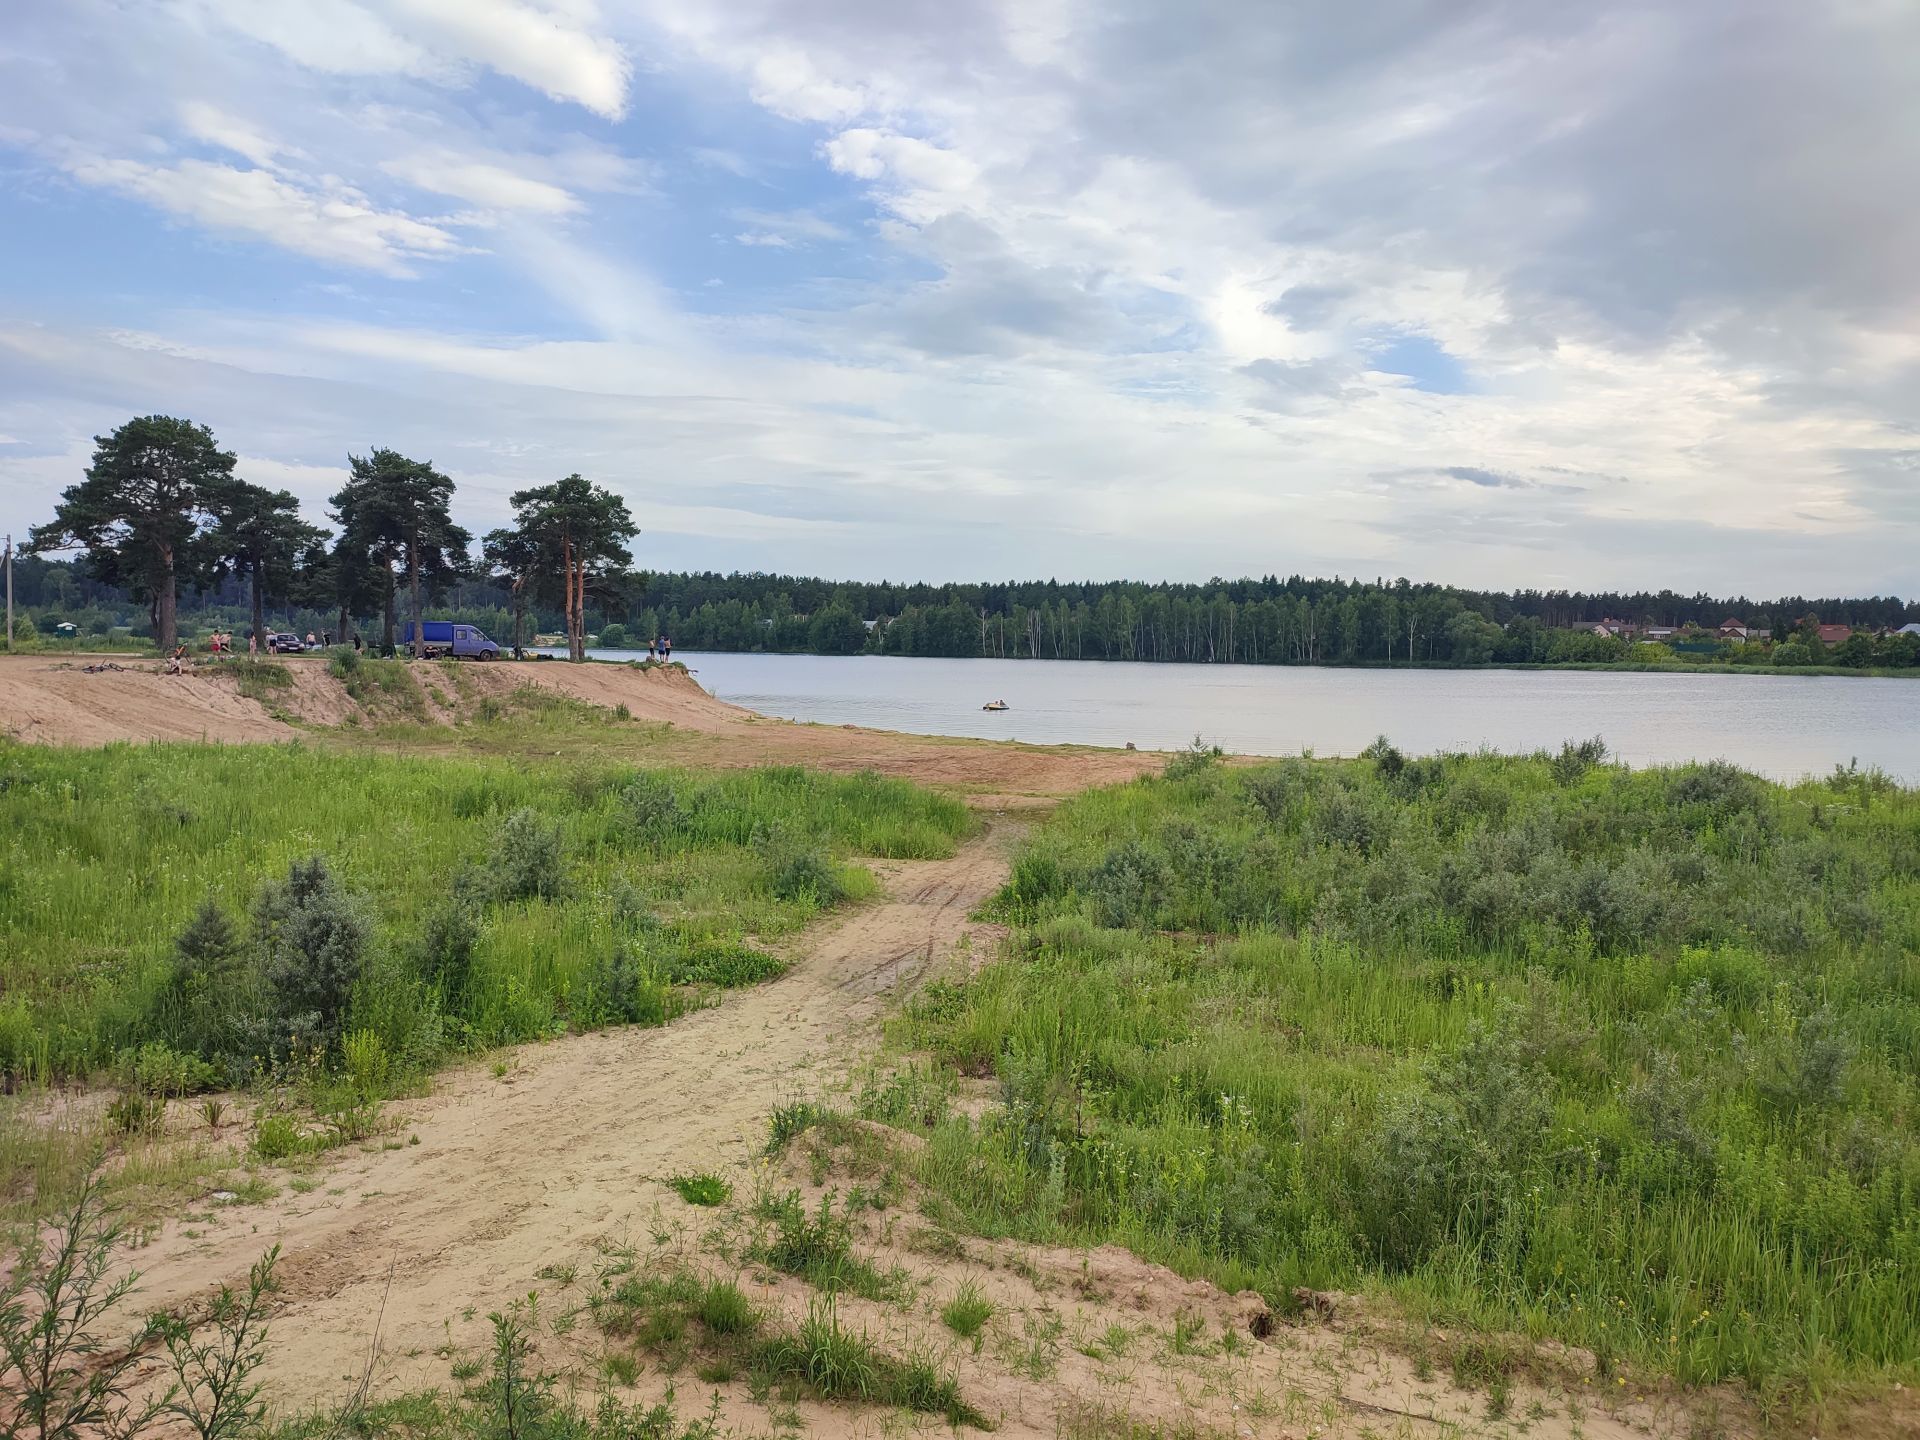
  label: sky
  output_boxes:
[1,0,1917,595]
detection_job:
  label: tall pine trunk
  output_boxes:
[381,566,396,654]
[408,530,423,661]
[564,534,585,662]
[250,561,266,652]
[157,546,178,651]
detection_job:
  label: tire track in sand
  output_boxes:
[113,820,1019,1406]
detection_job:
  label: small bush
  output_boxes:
[618,773,686,843]
[413,897,480,1008]
[489,808,566,902]
[341,1029,392,1097]
[1164,735,1224,781]
[253,855,371,1056]
[755,824,846,905]
[251,1113,315,1161]
[1549,734,1608,784]
[114,1042,217,1098]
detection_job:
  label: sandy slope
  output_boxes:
[0,657,294,744]
[0,653,1157,794]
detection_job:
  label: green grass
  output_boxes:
[884,743,1920,1394]
[593,1267,985,1429]
[666,1171,732,1207]
[940,1278,994,1341]
[0,742,970,1095]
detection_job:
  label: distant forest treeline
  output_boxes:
[11,552,1920,669]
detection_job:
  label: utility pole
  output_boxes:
[4,533,12,652]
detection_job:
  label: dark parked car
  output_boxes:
[266,632,305,653]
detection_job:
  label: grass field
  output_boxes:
[0,740,971,1090]
[882,741,1920,1393]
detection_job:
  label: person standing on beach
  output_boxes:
[648,635,657,660]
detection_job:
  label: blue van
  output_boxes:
[407,621,501,660]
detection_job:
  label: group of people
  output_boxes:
[647,634,673,660]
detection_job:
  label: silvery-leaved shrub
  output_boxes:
[252,855,371,1056]
[489,806,565,902]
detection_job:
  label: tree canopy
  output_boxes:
[501,474,637,662]
[26,416,237,649]
[330,449,469,653]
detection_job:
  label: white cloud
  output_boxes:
[384,153,582,215]
[178,0,629,117]
[64,154,466,275]
[173,0,434,79]
[730,207,847,248]
[177,101,291,170]
[2,0,1917,593]
[383,0,631,118]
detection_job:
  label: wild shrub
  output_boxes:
[1243,761,1314,828]
[341,1030,392,1098]
[1310,787,1390,855]
[618,773,686,844]
[1666,759,1766,819]
[1355,1089,1476,1267]
[1163,735,1224,782]
[160,899,250,1064]
[1625,1051,1717,1179]
[155,1247,279,1440]
[114,1042,217,1098]
[1549,734,1608,784]
[413,896,480,1009]
[578,943,671,1028]
[1360,735,1406,779]
[252,856,370,1056]
[754,823,845,905]
[0,1171,162,1440]
[1083,839,1168,929]
[1757,1005,1853,1113]
[488,808,566,902]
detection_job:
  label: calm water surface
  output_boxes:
[567,651,1920,783]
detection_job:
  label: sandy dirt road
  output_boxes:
[114,822,1018,1415]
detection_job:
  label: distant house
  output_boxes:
[1717,617,1750,639]
[1591,617,1629,637]
[1897,623,1920,638]
[1643,625,1679,641]
[1816,624,1854,646]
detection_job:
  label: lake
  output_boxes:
[553,650,1920,783]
